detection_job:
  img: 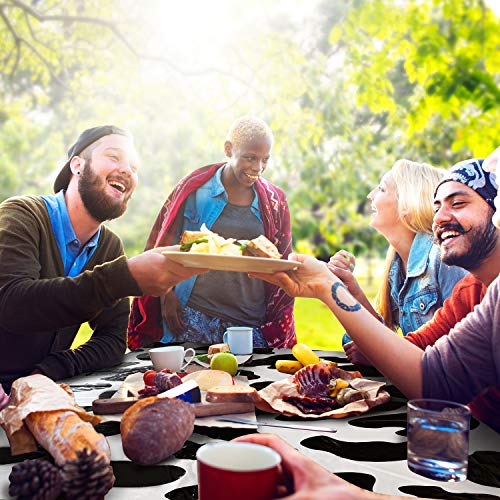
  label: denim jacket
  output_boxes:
[389,232,468,334]
[161,165,262,342]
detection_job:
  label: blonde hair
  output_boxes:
[374,159,446,330]
[226,115,273,152]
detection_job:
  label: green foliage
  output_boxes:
[0,0,499,261]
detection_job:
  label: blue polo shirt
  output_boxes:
[42,190,101,277]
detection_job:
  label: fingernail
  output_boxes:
[349,263,354,270]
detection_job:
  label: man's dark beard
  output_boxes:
[439,220,497,270]
[78,161,130,222]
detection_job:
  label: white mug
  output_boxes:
[223,327,253,355]
[149,346,195,372]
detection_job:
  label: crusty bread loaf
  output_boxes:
[25,410,110,466]
[243,235,281,259]
[208,343,230,360]
[206,385,261,404]
[121,397,195,465]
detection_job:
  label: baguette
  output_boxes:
[25,410,110,466]
[206,385,261,404]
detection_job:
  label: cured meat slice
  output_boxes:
[283,395,337,415]
[293,362,354,397]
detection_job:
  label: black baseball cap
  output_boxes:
[54,125,131,193]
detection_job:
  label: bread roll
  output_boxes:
[121,397,195,465]
[25,410,110,466]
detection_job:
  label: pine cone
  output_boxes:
[61,449,114,499]
[9,459,62,500]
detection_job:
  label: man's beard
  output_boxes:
[438,219,498,271]
[78,161,130,222]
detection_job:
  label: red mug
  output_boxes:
[197,442,281,500]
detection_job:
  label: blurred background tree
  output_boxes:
[1,0,499,259]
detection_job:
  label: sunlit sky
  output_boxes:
[141,0,319,70]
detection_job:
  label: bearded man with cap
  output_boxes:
[0,126,205,392]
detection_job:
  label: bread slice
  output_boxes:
[243,235,281,259]
[180,230,209,247]
[206,385,261,404]
[207,343,230,360]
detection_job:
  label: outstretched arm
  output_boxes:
[250,254,425,399]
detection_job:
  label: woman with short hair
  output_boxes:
[128,116,295,349]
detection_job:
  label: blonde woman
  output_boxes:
[329,160,467,358]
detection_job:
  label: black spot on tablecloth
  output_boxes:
[468,451,500,488]
[336,472,376,491]
[102,367,151,381]
[384,384,408,400]
[245,353,295,368]
[98,389,117,399]
[173,440,201,461]
[165,484,198,499]
[112,461,185,487]
[94,421,121,436]
[193,426,257,440]
[348,412,407,430]
[250,381,273,391]
[0,447,49,464]
[321,355,351,365]
[70,383,112,391]
[372,400,407,412]
[95,361,140,372]
[340,363,383,378]
[137,352,153,361]
[301,435,407,462]
[398,485,499,499]
[236,369,260,380]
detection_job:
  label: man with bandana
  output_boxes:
[0,126,205,392]
[345,159,499,364]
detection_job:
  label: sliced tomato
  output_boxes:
[143,370,157,387]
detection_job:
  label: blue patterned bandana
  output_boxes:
[435,158,498,210]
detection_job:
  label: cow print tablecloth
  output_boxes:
[1,346,499,499]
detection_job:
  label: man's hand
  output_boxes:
[161,290,184,334]
[249,254,337,300]
[128,245,208,296]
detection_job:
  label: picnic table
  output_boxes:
[1,346,499,498]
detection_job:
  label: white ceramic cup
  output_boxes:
[223,327,253,355]
[149,346,195,372]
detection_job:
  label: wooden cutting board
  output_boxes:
[92,397,254,417]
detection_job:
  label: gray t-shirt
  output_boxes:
[187,202,266,326]
[422,275,500,431]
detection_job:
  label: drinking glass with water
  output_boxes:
[407,399,471,482]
